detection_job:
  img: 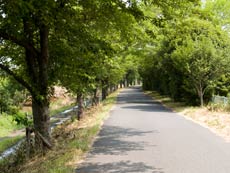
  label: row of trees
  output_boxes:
[139,0,230,107]
[2,0,227,152]
[0,0,145,151]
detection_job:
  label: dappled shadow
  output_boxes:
[121,104,171,113]
[117,97,155,104]
[76,161,164,173]
[117,92,154,104]
[76,88,164,173]
[90,125,157,155]
[117,87,160,106]
[117,87,171,113]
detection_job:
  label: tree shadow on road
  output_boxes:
[76,160,164,173]
[76,126,162,172]
[121,104,171,113]
[117,87,154,104]
[76,88,166,172]
[90,125,158,155]
[117,94,155,104]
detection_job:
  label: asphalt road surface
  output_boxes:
[76,87,230,173]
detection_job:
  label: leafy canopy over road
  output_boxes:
[1,0,230,151]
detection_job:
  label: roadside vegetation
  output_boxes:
[0,87,75,156]
[0,89,119,173]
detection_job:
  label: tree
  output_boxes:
[0,0,205,151]
[139,14,230,106]
[170,18,230,106]
[0,76,28,114]
[52,0,141,118]
[0,0,142,149]
[0,0,62,149]
[172,38,228,106]
[205,0,230,27]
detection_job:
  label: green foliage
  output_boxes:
[0,0,146,143]
[0,77,27,114]
[12,112,33,127]
[215,74,230,96]
[50,0,145,99]
[205,0,230,27]
[139,3,230,106]
[2,0,230,158]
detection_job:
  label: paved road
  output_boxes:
[76,87,230,173]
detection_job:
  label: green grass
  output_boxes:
[0,114,23,137]
[0,135,23,154]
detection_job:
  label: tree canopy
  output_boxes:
[139,0,230,106]
[1,0,230,152]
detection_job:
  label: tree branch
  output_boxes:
[0,29,39,56]
[36,130,52,149]
[0,63,35,95]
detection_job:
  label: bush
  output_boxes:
[12,112,33,127]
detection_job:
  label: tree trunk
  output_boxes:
[32,98,51,150]
[77,92,84,120]
[31,24,51,150]
[27,24,52,151]
[102,86,108,100]
[102,80,109,100]
[124,80,127,87]
[109,85,113,94]
[200,94,204,107]
[197,83,204,107]
[199,89,204,107]
[26,127,34,159]
[92,88,99,106]
[120,81,123,88]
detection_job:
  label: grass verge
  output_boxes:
[0,136,23,154]
[145,91,192,113]
[0,114,24,137]
[13,90,119,173]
